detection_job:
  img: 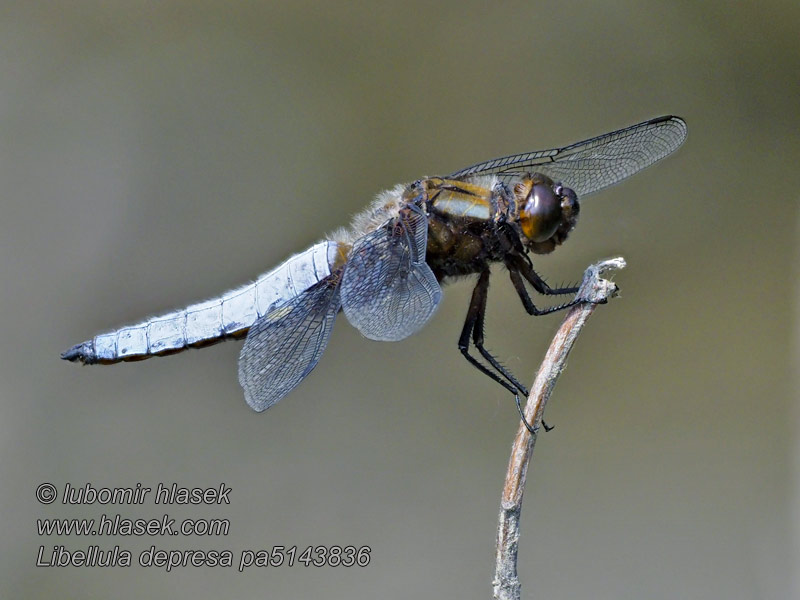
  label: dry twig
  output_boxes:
[493,257,626,600]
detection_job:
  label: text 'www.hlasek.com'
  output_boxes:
[34,482,371,572]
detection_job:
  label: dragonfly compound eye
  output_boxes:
[520,183,562,242]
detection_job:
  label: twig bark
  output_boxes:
[492,257,626,600]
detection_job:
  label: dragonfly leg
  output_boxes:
[507,265,583,316]
[511,253,580,296]
[470,273,528,396]
[512,255,611,311]
[470,271,555,432]
[458,269,537,433]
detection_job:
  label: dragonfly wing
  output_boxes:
[341,206,442,342]
[238,275,341,412]
[450,115,687,197]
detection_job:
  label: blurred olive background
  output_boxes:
[1,1,797,599]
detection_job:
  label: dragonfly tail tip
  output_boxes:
[61,341,94,364]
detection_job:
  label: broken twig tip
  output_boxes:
[577,257,626,305]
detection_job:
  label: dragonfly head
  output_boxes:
[515,174,580,254]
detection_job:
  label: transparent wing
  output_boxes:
[341,206,442,342]
[450,115,687,197]
[238,275,341,412]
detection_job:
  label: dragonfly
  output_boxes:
[62,115,687,430]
